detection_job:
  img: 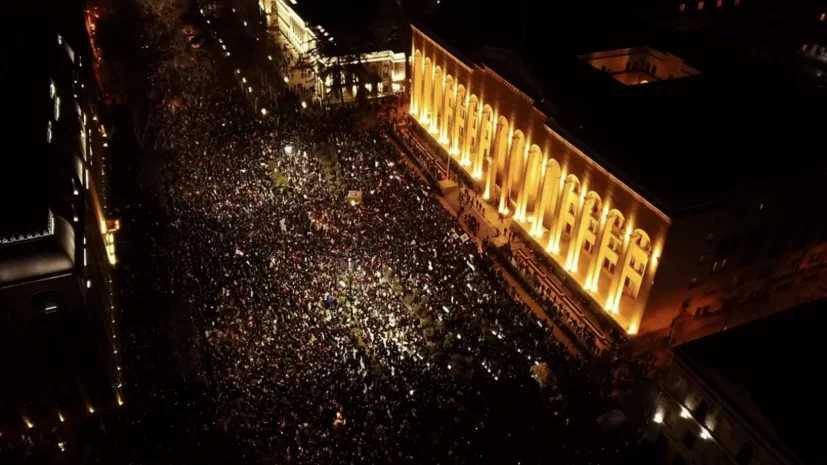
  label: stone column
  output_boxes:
[483,155,496,200]
[547,181,572,254]
[531,165,559,237]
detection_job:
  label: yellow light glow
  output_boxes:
[58,411,65,422]
[680,406,691,418]
[261,108,268,116]
[117,394,124,406]
[627,321,638,334]
[24,417,33,429]
[653,410,664,423]
[87,405,95,414]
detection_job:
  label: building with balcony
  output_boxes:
[408,1,827,343]
[264,0,407,101]
[649,298,824,465]
[0,0,121,448]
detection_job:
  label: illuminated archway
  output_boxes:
[473,104,494,179]
[547,173,580,254]
[500,130,525,213]
[566,191,602,272]
[451,84,466,155]
[461,94,479,166]
[422,58,433,124]
[532,158,561,237]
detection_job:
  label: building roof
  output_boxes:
[289,0,406,55]
[0,1,81,286]
[674,299,827,465]
[415,0,827,215]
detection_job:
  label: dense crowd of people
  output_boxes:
[113,6,653,465]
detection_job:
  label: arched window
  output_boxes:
[694,399,710,423]
[736,443,753,465]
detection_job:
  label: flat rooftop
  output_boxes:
[415,0,827,215]
[288,0,405,55]
[675,299,827,465]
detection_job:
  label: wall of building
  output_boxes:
[411,26,672,335]
[649,358,790,465]
[273,0,406,102]
[643,182,827,340]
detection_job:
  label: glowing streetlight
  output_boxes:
[261,108,268,116]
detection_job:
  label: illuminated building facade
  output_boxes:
[649,301,822,465]
[0,2,121,443]
[410,22,827,341]
[266,0,407,101]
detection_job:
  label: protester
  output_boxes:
[116,13,644,464]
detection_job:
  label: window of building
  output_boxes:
[584,240,594,254]
[679,3,686,11]
[683,430,697,450]
[47,121,52,143]
[603,258,616,273]
[565,222,573,235]
[694,399,710,423]
[568,202,576,215]
[697,1,704,10]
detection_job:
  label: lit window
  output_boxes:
[49,80,56,99]
[54,96,60,121]
[47,121,52,143]
[679,3,686,11]
[698,1,704,10]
